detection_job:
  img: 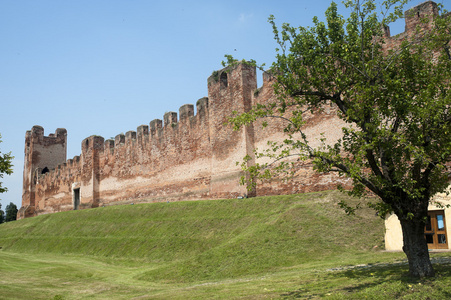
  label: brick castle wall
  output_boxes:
[18,1,441,218]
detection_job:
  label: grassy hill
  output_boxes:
[0,191,384,281]
[1,191,449,299]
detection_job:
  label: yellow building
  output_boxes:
[385,193,450,251]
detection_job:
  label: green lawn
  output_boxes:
[0,191,450,299]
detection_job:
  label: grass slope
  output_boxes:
[0,191,383,282]
[0,191,449,299]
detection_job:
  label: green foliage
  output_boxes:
[228,0,451,277]
[0,134,14,200]
[5,202,17,222]
[221,54,264,71]
[210,70,219,82]
[230,0,451,214]
[0,203,4,224]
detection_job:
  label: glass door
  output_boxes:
[424,210,448,249]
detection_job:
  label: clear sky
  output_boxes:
[0,0,436,210]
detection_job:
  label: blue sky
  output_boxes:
[0,0,437,210]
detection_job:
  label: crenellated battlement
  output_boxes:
[163,112,178,127]
[179,104,194,120]
[115,133,125,146]
[25,126,67,145]
[404,1,438,31]
[19,63,254,218]
[74,98,211,162]
[19,1,441,219]
[383,1,440,50]
[18,59,347,218]
[21,126,68,217]
[149,119,163,136]
[82,135,105,153]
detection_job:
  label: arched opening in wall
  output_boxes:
[220,72,228,89]
[73,188,80,210]
[41,167,49,174]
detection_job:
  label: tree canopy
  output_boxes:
[0,204,4,224]
[229,0,451,277]
[5,202,17,222]
[0,134,13,201]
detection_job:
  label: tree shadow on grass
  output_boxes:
[280,261,451,299]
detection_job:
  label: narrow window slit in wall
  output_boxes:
[220,72,228,89]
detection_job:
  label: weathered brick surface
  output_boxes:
[383,1,439,50]
[18,2,441,218]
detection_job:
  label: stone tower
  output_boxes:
[207,63,257,198]
[19,126,67,218]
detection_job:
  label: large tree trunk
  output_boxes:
[400,218,435,277]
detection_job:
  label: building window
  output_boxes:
[424,210,448,249]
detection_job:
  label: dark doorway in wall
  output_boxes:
[73,188,80,210]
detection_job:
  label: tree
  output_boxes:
[0,204,4,224]
[0,133,13,200]
[5,202,17,222]
[229,0,451,277]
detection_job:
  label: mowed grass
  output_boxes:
[0,190,450,299]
